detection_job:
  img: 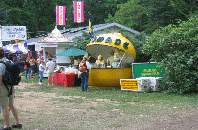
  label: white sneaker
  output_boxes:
[39,82,42,85]
[48,83,50,86]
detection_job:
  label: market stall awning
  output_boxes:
[86,33,136,64]
[37,27,73,44]
[3,42,30,54]
[55,47,87,56]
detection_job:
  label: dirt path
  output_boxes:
[12,82,198,130]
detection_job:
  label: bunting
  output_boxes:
[74,1,84,23]
[56,6,66,25]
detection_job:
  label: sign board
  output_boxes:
[120,79,139,91]
[1,26,27,40]
[132,62,164,79]
[35,44,42,51]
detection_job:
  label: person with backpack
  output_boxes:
[0,47,22,130]
[78,56,91,92]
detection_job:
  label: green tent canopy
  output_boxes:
[55,47,87,56]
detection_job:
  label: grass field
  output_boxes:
[0,72,197,129]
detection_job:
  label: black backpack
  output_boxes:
[0,60,21,97]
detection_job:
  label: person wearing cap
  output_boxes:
[46,57,55,86]
[95,55,105,68]
[107,50,115,67]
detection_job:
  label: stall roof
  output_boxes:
[26,23,146,45]
[37,28,73,43]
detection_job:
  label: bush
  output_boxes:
[143,14,198,93]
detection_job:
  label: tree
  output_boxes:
[108,0,198,34]
[72,31,91,50]
[119,30,151,62]
[0,1,9,25]
[143,14,198,93]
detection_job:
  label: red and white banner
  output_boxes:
[74,1,84,23]
[56,6,66,25]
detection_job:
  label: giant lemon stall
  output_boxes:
[86,33,136,88]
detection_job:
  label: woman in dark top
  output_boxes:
[25,57,31,80]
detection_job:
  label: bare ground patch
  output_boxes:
[4,82,198,130]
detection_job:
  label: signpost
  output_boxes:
[132,62,164,79]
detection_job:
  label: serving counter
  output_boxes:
[88,67,132,88]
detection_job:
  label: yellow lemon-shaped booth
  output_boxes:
[86,33,136,88]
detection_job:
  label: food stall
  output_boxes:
[86,33,136,88]
[36,27,73,77]
[53,47,87,86]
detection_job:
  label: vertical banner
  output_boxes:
[56,6,66,25]
[74,1,84,23]
[89,14,94,38]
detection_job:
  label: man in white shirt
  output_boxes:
[46,57,55,86]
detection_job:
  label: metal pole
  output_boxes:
[117,52,126,67]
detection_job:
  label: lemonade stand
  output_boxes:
[86,33,136,87]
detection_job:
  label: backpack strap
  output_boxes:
[4,85,13,97]
[85,61,89,73]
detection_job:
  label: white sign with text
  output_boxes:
[1,26,27,40]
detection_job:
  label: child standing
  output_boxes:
[39,60,45,85]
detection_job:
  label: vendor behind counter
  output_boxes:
[92,53,121,68]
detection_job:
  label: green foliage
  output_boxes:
[0,1,8,25]
[143,14,198,93]
[120,30,151,62]
[72,31,91,50]
[110,0,198,34]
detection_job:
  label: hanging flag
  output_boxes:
[89,13,94,38]
[74,1,84,23]
[56,6,66,25]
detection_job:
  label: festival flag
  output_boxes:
[74,1,84,23]
[56,6,66,25]
[89,13,94,38]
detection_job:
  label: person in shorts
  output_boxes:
[46,57,55,86]
[29,56,36,79]
[0,47,22,130]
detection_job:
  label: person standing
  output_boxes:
[24,57,31,80]
[46,57,55,86]
[95,55,105,68]
[0,47,22,130]
[79,56,91,92]
[29,56,36,79]
[39,60,45,85]
[107,50,115,67]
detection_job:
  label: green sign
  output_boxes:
[132,62,164,79]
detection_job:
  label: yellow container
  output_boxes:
[88,68,132,88]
